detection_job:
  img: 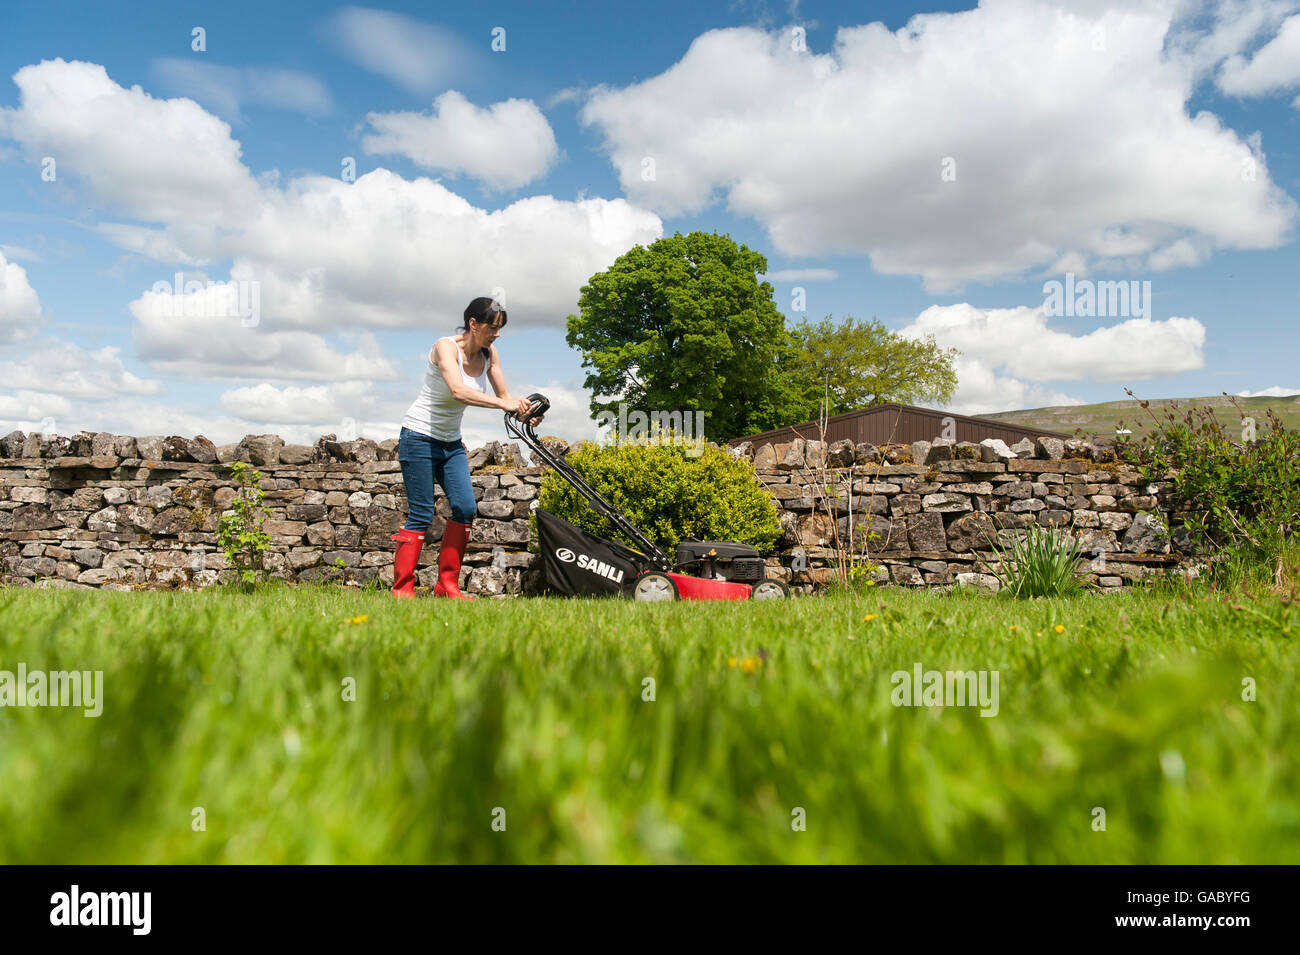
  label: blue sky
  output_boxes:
[1,0,1298,449]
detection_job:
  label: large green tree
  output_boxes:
[565,231,805,442]
[787,315,959,418]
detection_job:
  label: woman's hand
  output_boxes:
[505,396,534,418]
[502,395,544,426]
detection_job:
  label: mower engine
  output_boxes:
[675,540,767,583]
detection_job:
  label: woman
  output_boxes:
[391,296,542,599]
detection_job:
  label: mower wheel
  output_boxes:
[749,579,790,600]
[631,571,679,602]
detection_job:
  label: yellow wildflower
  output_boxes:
[347,615,368,625]
[740,657,758,674]
[864,614,878,622]
[1009,625,1019,632]
[1054,624,1065,633]
[728,657,737,668]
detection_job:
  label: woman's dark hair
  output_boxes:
[460,297,507,361]
[462,297,507,331]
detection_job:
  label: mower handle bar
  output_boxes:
[503,393,671,571]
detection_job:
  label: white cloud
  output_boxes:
[1166,0,1299,78]
[219,380,380,424]
[900,303,1206,383]
[0,60,663,333]
[361,91,560,191]
[579,2,1299,290]
[894,301,1207,415]
[0,251,42,344]
[0,57,667,444]
[150,58,333,121]
[942,358,1086,417]
[128,283,401,381]
[1216,12,1300,96]
[0,337,162,398]
[0,59,260,225]
[1145,237,1210,271]
[96,224,202,265]
[192,170,662,332]
[6,394,335,446]
[544,86,587,108]
[0,389,72,429]
[0,388,399,446]
[322,6,476,94]
[1237,385,1300,397]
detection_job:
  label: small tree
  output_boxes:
[565,230,808,443]
[787,315,958,417]
[216,461,272,586]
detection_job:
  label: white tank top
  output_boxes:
[401,336,489,441]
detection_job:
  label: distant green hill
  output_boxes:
[980,394,1300,439]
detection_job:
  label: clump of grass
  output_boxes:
[983,524,1084,598]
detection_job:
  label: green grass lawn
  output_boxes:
[0,583,1296,863]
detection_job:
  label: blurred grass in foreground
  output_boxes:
[0,583,1296,863]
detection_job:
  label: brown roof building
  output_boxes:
[730,403,1071,448]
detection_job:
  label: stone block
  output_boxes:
[924,439,954,464]
[905,511,947,552]
[854,443,880,465]
[921,492,971,513]
[280,444,313,465]
[890,564,923,586]
[150,506,193,536]
[779,438,806,470]
[478,500,515,519]
[955,572,1000,592]
[287,503,327,522]
[263,520,307,537]
[947,512,997,553]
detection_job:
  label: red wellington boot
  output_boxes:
[389,528,425,598]
[433,520,475,600]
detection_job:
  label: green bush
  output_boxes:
[982,524,1084,598]
[1119,391,1300,588]
[537,437,782,556]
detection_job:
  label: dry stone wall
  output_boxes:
[735,434,1197,593]
[0,428,1199,596]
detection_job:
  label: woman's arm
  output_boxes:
[435,339,514,411]
[434,340,535,418]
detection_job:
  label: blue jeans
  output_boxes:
[397,427,477,530]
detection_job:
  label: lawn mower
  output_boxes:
[505,394,790,602]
